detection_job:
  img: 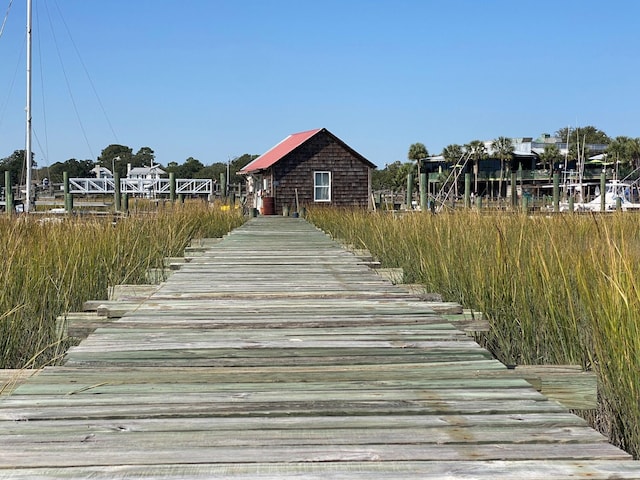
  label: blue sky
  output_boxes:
[0,0,639,169]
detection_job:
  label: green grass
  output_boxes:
[0,201,245,370]
[308,207,640,457]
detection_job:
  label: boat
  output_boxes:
[560,179,640,212]
[557,137,640,212]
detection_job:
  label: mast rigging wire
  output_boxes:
[43,1,94,160]
[51,0,119,143]
[53,1,119,143]
[0,0,13,39]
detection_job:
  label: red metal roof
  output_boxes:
[240,128,323,173]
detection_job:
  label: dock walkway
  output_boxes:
[2,216,640,478]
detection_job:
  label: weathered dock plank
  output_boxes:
[4,462,640,480]
[0,216,638,479]
[0,369,39,396]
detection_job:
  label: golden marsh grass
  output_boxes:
[308,207,640,457]
[0,201,245,370]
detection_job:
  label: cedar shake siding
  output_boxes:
[241,128,375,214]
[273,131,371,213]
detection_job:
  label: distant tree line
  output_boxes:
[0,143,258,187]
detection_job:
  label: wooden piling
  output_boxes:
[464,173,471,208]
[600,172,607,212]
[169,172,176,202]
[4,171,13,215]
[553,172,560,212]
[406,171,414,209]
[420,172,427,211]
[63,171,71,213]
[113,172,121,212]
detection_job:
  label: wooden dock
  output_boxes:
[2,216,640,478]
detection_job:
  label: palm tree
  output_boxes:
[465,140,487,194]
[408,142,429,172]
[606,136,631,174]
[538,144,561,178]
[603,136,640,177]
[628,138,640,170]
[441,144,463,164]
[491,136,514,198]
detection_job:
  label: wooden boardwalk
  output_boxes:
[2,216,640,478]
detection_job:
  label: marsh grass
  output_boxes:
[0,201,245,370]
[308,207,640,457]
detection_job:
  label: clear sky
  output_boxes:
[0,0,639,169]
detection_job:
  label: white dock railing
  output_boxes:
[68,178,214,197]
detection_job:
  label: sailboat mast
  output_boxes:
[25,0,32,212]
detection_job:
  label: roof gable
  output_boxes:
[240,128,374,173]
[129,165,166,175]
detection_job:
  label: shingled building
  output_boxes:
[240,128,376,215]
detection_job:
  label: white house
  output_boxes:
[127,164,166,180]
[91,165,113,179]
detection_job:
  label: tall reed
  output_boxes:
[0,202,244,370]
[308,207,640,457]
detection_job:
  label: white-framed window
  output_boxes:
[314,171,331,202]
